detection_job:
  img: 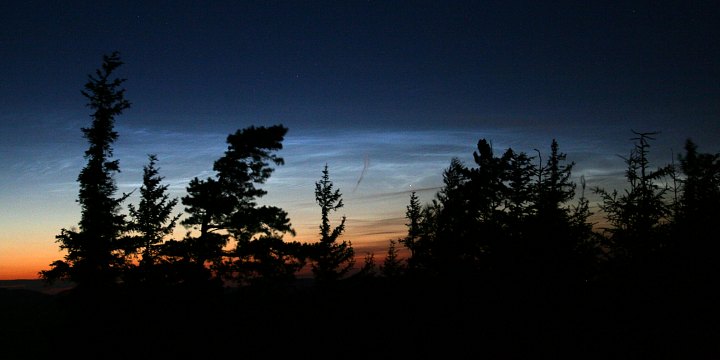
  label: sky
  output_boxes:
[1,0,718,279]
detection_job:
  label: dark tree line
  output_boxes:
[394,131,720,300]
[396,138,599,288]
[25,51,720,359]
[40,53,720,303]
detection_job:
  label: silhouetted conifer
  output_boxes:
[353,252,377,278]
[410,200,440,273]
[536,140,576,218]
[180,125,298,284]
[435,159,476,271]
[502,148,535,223]
[124,154,181,284]
[677,140,720,226]
[235,236,306,283]
[594,131,671,264]
[41,52,130,287]
[311,164,355,282]
[400,191,423,271]
[675,140,720,284]
[526,140,596,285]
[179,177,230,281]
[467,139,507,223]
[215,126,298,283]
[380,239,404,278]
[567,176,603,281]
[464,140,509,274]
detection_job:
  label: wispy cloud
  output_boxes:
[0,119,679,251]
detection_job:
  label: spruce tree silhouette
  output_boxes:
[400,191,422,264]
[497,147,536,280]
[526,140,591,285]
[41,52,131,288]
[594,131,671,268]
[354,252,377,278]
[464,140,509,274]
[675,140,720,284]
[311,164,355,282]
[432,158,479,275]
[124,154,181,284]
[404,200,438,275]
[536,140,576,218]
[405,147,506,276]
[467,139,507,224]
[503,148,535,224]
[567,175,602,282]
[380,239,403,278]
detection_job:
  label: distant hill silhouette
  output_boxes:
[0,279,74,295]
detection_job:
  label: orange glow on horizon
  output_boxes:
[0,218,407,281]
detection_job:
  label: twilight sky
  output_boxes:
[1,1,718,279]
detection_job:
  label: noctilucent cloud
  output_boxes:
[1,1,718,279]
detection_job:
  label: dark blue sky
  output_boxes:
[3,1,718,133]
[1,1,719,278]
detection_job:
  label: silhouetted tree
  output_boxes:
[180,125,297,284]
[525,140,597,284]
[432,158,480,274]
[235,236,307,284]
[353,252,377,279]
[411,138,599,284]
[408,144,508,276]
[535,140,576,219]
[401,192,421,255]
[380,239,404,278]
[214,126,297,283]
[674,140,720,284]
[400,191,423,271]
[178,177,230,282]
[467,139,507,224]
[41,52,131,287]
[677,139,720,228]
[594,131,671,264]
[567,176,603,281]
[123,155,181,284]
[495,148,536,278]
[311,164,355,282]
[409,200,440,273]
[126,155,180,264]
[464,140,509,274]
[502,148,535,223]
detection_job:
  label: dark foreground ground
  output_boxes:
[1,277,719,359]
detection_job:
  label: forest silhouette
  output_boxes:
[3,53,719,358]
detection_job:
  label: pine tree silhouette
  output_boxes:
[179,125,296,284]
